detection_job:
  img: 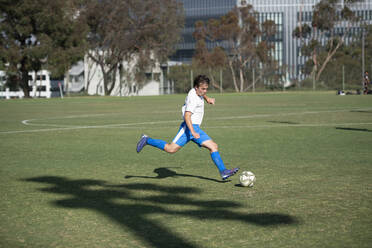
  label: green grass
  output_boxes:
[1,92,372,248]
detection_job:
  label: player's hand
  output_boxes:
[207,97,215,105]
[192,132,200,139]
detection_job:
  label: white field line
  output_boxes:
[211,108,372,121]
[2,122,372,135]
[21,113,116,127]
[22,108,369,127]
[0,107,371,135]
[21,119,182,128]
[206,122,372,129]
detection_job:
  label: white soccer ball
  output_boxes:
[239,171,256,187]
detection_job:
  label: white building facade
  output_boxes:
[84,53,173,97]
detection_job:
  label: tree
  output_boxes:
[83,0,183,96]
[363,24,372,75]
[0,0,87,97]
[314,24,372,90]
[168,64,193,93]
[192,39,227,90]
[293,0,363,84]
[193,5,276,92]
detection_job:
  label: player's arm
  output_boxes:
[184,111,200,139]
[203,95,215,105]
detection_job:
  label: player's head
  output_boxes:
[194,75,210,88]
[194,75,209,96]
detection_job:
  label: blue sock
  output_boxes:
[210,151,226,173]
[147,137,167,151]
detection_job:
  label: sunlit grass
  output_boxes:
[1,92,371,248]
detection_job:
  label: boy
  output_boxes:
[136,75,239,180]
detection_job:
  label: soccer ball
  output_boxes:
[239,171,256,187]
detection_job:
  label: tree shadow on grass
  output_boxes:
[267,121,299,125]
[125,167,229,183]
[335,127,372,133]
[350,110,372,114]
[23,176,299,248]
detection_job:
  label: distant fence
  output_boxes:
[0,88,52,99]
[0,89,24,99]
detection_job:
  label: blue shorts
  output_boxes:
[172,122,211,147]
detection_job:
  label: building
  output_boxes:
[171,0,236,62]
[173,0,372,80]
[66,61,85,93]
[0,71,6,89]
[84,54,172,97]
[243,0,372,80]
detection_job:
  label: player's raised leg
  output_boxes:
[136,134,182,154]
[136,134,149,153]
[163,143,182,153]
[137,134,166,153]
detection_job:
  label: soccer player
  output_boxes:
[136,74,239,180]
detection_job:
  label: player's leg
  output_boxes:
[200,139,218,152]
[165,122,189,153]
[194,128,239,180]
[201,139,226,172]
[136,134,166,153]
[164,142,182,154]
[136,134,182,153]
[136,123,188,153]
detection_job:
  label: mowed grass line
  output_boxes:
[0,92,371,248]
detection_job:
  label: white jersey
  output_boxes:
[182,88,204,125]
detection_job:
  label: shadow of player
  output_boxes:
[24,176,299,248]
[125,167,229,183]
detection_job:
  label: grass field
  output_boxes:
[1,92,372,248]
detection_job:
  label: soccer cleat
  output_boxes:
[221,168,239,180]
[136,134,149,153]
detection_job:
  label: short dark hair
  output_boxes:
[194,75,210,88]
